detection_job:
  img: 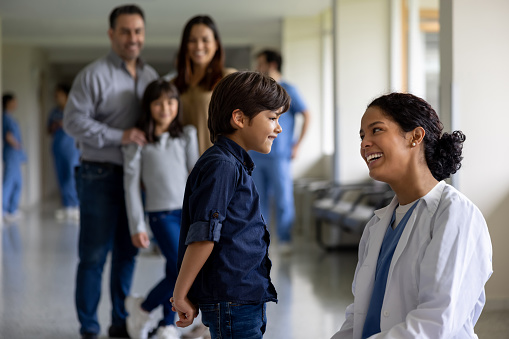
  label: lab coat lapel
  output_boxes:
[365,198,399,276]
[390,207,418,270]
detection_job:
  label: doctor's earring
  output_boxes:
[411,142,416,147]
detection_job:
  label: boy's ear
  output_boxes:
[230,109,245,129]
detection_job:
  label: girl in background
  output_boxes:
[332,93,492,339]
[172,15,235,154]
[123,80,199,339]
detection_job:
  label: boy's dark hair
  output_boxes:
[109,4,145,29]
[258,49,283,73]
[55,83,71,96]
[208,71,291,143]
[2,93,15,111]
[139,79,184,143]
[368,92,465,181]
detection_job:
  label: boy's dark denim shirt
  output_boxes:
[177,136,277,305]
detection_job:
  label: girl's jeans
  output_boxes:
[141,209,181,326]
[199,302,267,339]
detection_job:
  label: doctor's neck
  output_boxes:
[389,168,438,205]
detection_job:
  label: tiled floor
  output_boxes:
[1,202,507,338]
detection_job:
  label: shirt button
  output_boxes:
[383,311,390,317]
[212,212,219,218]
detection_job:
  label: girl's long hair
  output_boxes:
[138,79,183,143]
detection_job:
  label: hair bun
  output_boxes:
[430,131,466,180]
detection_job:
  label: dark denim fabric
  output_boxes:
[142,209,181,326]
[178,136,277,305]
[75,162,138,335]
[200,302,267,339]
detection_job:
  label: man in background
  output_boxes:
[64,5,158,339]
[251,49,311,254]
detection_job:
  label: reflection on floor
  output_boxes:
[1,203,507,339]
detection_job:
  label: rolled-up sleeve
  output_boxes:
[185,159,238,245]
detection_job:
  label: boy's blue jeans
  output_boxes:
[199,302,267,339]
[141,210,181,327]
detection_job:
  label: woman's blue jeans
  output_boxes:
[141,209,181,326]
[199,302,267,339]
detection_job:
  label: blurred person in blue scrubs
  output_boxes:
[251,49,311,254]
[2,93,27,223]
[47,83,80,221]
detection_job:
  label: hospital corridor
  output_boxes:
[0,199,507,338]
[2,0,509,338]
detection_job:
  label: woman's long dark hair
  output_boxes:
[173,15,225,94]
[138,79,183,143]
[368,92,465,181]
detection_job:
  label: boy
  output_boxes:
[171,71,291,338]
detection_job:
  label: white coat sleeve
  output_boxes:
[370,198,492,338]
[122,144,147,236]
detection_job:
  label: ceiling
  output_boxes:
[0,0,331,64]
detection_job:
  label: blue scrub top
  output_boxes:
[362,200,420,338]
[2,112,26,163]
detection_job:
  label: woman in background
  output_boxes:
[332,92,492,339]
[172,15,235,154]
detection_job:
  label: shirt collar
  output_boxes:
[215,136,255,175]
[107,49,146,70]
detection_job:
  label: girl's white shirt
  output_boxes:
[122,125,199,235]
[332,180,493,339]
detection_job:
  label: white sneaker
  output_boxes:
[3,211,22,223]
[181,323,208,339]
[156,325,181,339]
[66,207,80,221]
[125,295,156,339]
[55,208,66,220]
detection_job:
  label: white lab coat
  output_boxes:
[332,181,492,339]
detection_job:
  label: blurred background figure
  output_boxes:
[2,93,27,223]
[251,49,310,254]
[47,83,80,221]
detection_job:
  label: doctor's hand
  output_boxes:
[131,232,150,249]
[122,127,147,146]
[170,296,198,328]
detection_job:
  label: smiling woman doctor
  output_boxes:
[331,93,492,339]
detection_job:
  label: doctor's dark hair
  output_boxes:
[55,83,71,96]
[368,92,465,181]
[208,71,291,143]
[2,93,15,111]
[109,4,145,29]
[257,49,283,73]
[138,79,183,143]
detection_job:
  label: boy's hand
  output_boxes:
[170,296,198,328]
[131,232,150,248]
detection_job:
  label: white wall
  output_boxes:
[282,11,332,180]
[445,0,509,309]
[1,44,49,208]
[336,0,391,184]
